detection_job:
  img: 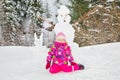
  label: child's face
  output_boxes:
[56,36,66,43]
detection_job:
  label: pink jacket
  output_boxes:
[46,41,74,65]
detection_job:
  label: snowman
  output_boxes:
[54,5,75,46]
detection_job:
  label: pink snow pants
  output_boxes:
[49,64,80,74]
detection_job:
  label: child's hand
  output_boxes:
[46,62,50,69]
[71,62,77,65]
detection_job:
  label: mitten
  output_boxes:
[46,62,50,69]
[71,62,77,65]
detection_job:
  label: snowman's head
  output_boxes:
[57,5,70,16]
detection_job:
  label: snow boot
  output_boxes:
[78,64,84,70]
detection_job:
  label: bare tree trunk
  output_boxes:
[22,17,36,46]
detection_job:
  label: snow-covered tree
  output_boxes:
[3,0,44,27]
[2,0,44,46]
[3,0,20,27]
[28,0,44,26]
[44,1,51,18]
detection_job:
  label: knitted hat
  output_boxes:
[56,32,66,41]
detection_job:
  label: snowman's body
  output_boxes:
[54,22,74,45]
[54,5,75,45]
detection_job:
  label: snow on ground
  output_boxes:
[0,42,120,80]
[1,0,120,80]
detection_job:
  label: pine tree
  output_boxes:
[44,1,51,18]
[28,0,44,26]
[3,0,20,27]
[3,0,44,27]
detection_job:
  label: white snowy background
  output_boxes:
[0,0,120,80]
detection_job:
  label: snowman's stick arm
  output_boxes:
[37,16,55,31]
[38,16,54,25]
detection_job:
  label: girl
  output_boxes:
[45,32,84,74]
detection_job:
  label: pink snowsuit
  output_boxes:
[46,41,80,74]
